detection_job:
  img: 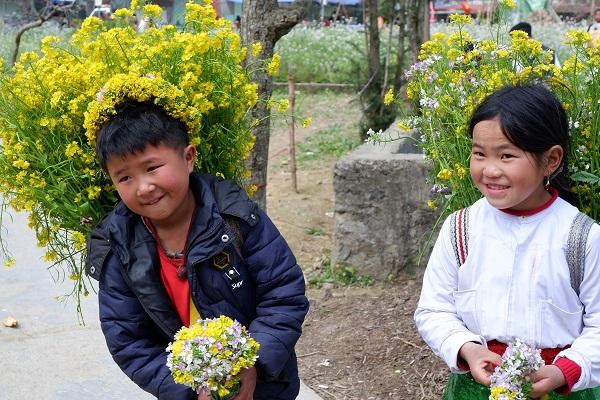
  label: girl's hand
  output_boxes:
[528,365,566,399]
[458,342,503,386]
[233,367,257,400]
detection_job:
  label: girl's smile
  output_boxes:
[470,119,553,212]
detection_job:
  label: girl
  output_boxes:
[414,84,600,399]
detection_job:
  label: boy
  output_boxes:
[85,103,309,400]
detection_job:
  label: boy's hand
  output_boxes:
[197,389,210,400]
[458,342,503,386]
[528,365,566,399]
[233,366,257,400]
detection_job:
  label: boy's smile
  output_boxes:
[106,143,197,228]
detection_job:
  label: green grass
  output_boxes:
[308,256,374,289]
[306,227,326,236]
[297,126,361,162]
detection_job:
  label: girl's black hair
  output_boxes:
[96,103,189,171]
[468,84,577,205]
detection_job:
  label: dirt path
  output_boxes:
[265,91,448,400]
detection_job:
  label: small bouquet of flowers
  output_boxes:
[489,339,545,400]
[166,315,260,400]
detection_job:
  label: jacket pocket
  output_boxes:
[539,300,583,345]
[452,289,481,333]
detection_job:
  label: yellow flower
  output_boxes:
[383,88,394,106]
[454,163,467,179]
[65,142,82,158]
[143,4,163,20]
[12,159,30,170]
[277,98,289,113]
[251,42,263,57]
[302,117,312,128]
[498,0,517,9]
[437,169,453,180]
[113,8,133,18]
[86,186,102,200]
[427,200,437,211]
[564,30,591,47]
[43,250,58,262]
[4,258,16,267]
[449,14,473,26]
[267,53,281,76]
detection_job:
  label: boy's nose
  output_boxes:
[137,182,156,196]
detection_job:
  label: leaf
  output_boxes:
[3,316,18,328]
[570,171,600,185]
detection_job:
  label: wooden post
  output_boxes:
[287,74,298,193]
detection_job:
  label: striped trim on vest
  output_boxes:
[450,207,470,266]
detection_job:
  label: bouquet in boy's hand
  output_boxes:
[489,339,545,400]
[166,316,260,400]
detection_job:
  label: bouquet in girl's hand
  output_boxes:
[166,316,260,400]
[489,339,545,400]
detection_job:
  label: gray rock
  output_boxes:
[332,128,440,280]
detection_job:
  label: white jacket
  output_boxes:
[414,197,600,391]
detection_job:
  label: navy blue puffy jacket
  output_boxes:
[85,173,309,399]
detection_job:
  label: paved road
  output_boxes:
[0,209,321,400]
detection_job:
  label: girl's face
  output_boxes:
[470,119,557,212]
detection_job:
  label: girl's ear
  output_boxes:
[544,145,563,176]
[183,144,197,173]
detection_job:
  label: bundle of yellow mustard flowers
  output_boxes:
[166,315,260,400]
[0,0,279,309]
[397,6,599,222]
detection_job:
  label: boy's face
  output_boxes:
[596,11,600,22]
[106,143,197,226]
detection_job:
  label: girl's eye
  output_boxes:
[118,176,130,183]
[501,154,514,160]
[472,151,484,157]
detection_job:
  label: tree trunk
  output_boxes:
[406,0,428,66]
[241,0,305,210]
[393,0,407,94]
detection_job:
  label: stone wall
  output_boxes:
[332,128,440,280]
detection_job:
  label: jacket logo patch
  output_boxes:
[213,251,230,270]
[231,280,244,290]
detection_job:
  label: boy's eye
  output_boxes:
[148,165,161,172]
[472,151,484,157]
[118,176,131,183]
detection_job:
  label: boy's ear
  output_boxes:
[544,145,563,176]
[183,144,197,172]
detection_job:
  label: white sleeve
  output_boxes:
[414,215,485,372]
[558,224,600,391]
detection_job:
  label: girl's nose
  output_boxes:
[483,164,502,178]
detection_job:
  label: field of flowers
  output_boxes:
[1,17,585,83]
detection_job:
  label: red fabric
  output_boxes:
[142,216,190,327]
[554,357,582,394]
[500,187,558,216]
[157,246,190,327]
[487,340,567,365]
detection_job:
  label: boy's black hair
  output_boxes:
[96,103,189,171]
[509,21,532,37]
[468,84,577,205]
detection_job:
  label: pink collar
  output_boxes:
[500,186,559,217]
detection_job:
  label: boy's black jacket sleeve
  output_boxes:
[98,251,196,400]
